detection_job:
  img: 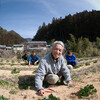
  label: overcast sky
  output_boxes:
[0,0,100,38]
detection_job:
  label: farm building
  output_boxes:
[25,41,47,50]
[12,44,24,53]
[0,45,6,50]
[6,47,12,50]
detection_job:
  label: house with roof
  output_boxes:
[0,45,6,50]
[25,41,47,50]
[12,44,24,53]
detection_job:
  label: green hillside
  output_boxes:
[0,27,26,46]
[33,10,100,43]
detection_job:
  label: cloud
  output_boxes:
[86,0,100,9]
[38,0,61,17]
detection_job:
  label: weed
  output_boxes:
[0,95,8,100]
[72,75,82,82]
[6,60,9,63]
[93,69,96,73]
[0,59,3,62]
[9,89,16,94]
[33,69,37,73]
[84,58,88,61]
[11,68,20,74]
[85,62,90,66]
[0,80,13,88]
[80,84,97,98]
[10,64,14,66]
[40,94,60,100]
[74,65,80,69]
[11,60,15,64]
[0,63,4,66]
[93,60,97,63]
[17,60,20,63]
[78,59,84,62]
[98,65,100,68]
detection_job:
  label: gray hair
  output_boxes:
[52,41,64,49]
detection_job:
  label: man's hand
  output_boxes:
[67,81,76,87]
[74,60,77,62]
[34,60,38,64]
[28,61,31,66]
[37,89,45,96]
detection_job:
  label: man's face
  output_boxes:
[68,52,72,56]
[32,53,35,56]
[52,44,63,59]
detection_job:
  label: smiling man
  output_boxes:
[35,41,74,96]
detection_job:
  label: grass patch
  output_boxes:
[72,75,82,82]
[40,94,60,100]
[0,59,3,62]
[93,60,97,63]
[0,95,8,100]
[85,62,90,66]
[0,63,4,66]
[11,60,15,64]
[78,59,84,62]
[84,58,89,61]
[6,60,9,63]
[93,69,96,73]
[11,68,20,74]
[0,80,13,88]
[74,65,80,69]
[98,65,100,68]
[9,89,17,94]
[33,69,37,73]
[17,60,20,63]
[10,64,15,66]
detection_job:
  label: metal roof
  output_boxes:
[27,41,47,44]
[0,45,6,48]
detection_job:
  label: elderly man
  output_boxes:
[35,41,74,96]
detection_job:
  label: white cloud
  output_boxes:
[86,0,100,9]
[38,0,61,17]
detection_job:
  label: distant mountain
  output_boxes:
[25,38,32,42]
[33,10,100,43]
[0,26,26,46]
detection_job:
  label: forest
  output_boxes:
[0,27,25,46]
[33,10,100,43]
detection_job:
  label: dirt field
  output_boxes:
[0,56,100,100]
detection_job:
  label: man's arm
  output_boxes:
[35,60,46,91]
[28,55,31,65]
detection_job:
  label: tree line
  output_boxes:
[0,27,26,46]
[33,10,100,43]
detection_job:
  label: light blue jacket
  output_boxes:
[35,53,71,90]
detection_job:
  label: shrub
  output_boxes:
[80,84,97,98]
[66,34,100,57]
